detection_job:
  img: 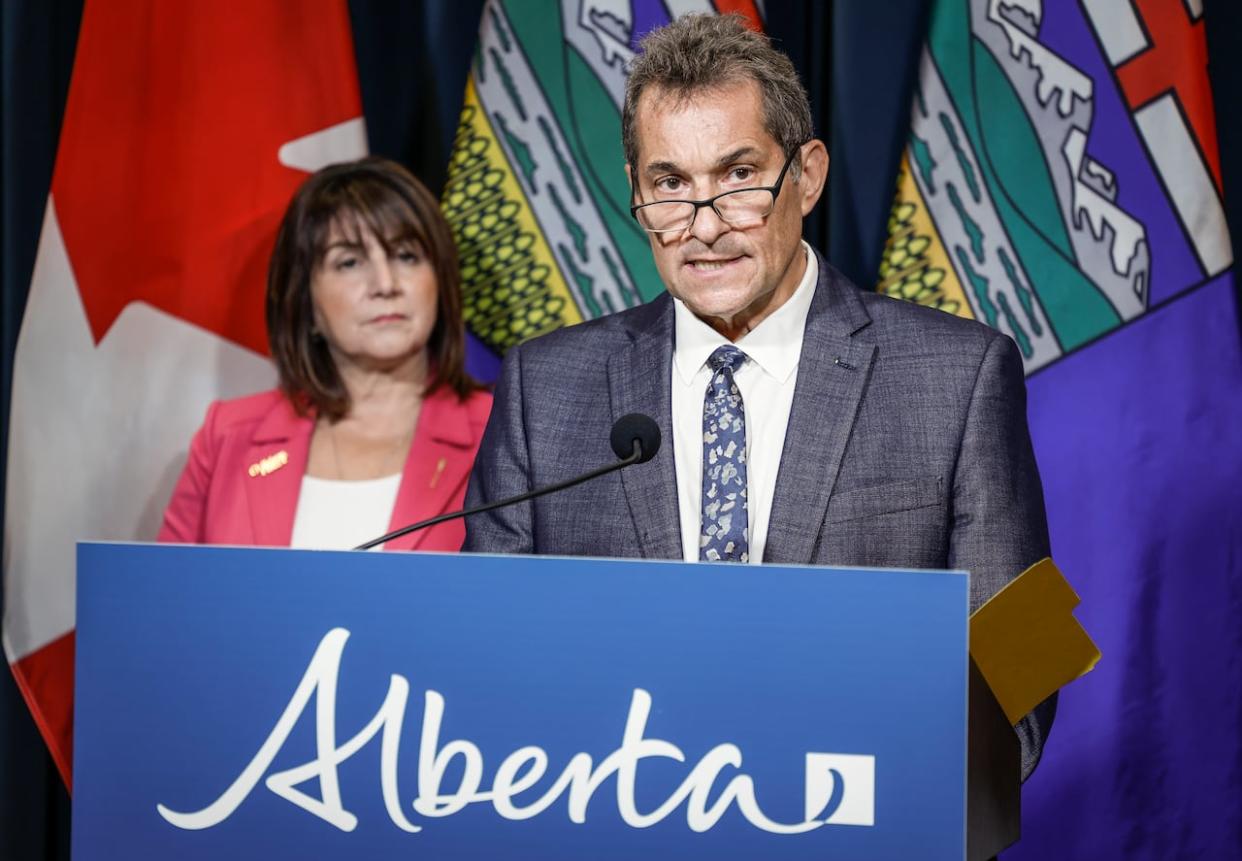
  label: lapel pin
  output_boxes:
[248,450,289,478]
[428,456,448,490]
[834,356,856,370]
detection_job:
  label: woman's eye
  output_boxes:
[334,256,359,271]
[396,248,421,264]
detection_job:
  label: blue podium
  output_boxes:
[73,543,1017,860]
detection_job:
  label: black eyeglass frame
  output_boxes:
[628,147,803,234]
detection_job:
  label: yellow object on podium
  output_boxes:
[969,558,1101,725]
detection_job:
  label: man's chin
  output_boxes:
[676,298,756,337]
[683,285,753,311]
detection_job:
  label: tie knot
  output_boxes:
[707,345,746,374]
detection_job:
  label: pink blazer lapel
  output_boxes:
[384,388,478,551]
[243,397,314,547]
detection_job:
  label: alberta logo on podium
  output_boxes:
[805,753,876,827]
[155,628,877,837]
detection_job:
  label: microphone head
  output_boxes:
[610,413,661,464]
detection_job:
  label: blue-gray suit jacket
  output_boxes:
[464,250,1054,777]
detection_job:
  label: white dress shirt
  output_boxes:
[671,242,818,563]
[290,473,402,551]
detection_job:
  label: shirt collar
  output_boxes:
[673,241,818,385]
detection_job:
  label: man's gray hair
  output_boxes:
[622,14,813,172]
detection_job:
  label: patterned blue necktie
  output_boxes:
[700,345,749,563]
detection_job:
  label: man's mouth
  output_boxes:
[686,257,742,271]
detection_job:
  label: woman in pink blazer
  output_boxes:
[159,158,491,551]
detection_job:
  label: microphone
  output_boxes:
[353,413,661,550]
[610,412,661,464]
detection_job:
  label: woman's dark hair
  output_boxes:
[266,157,478,420]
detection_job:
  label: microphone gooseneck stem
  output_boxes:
[352,441,644,551]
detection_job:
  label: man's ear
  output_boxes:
[797,140,829,217]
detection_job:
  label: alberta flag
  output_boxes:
[2,0,367,785]
[442,0,762,355]
[880,1,1242,856]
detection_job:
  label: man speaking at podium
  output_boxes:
[464,15,1053,779]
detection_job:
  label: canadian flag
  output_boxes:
[2,1,367,786]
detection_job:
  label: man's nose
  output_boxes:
[687,203,730,245]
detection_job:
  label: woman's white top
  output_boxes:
[289,473,402,550]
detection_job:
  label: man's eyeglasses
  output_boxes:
[629,148,801,234]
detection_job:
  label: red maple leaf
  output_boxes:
[52,2,364,356]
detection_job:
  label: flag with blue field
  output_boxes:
[880,1,1241,857]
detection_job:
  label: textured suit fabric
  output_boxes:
[159,386,492,551]
[463,250,1053,777]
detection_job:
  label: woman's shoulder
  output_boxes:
[427,384,492,415]
[199,389,302,437]
[462,387,494,423]
[458,387,494,440]
[422,385,493,447]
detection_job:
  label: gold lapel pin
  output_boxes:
[248,450,289,478]
[428,456,448,489]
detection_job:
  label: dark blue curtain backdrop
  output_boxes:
[1,6,84,856]
[2,2,1239,858]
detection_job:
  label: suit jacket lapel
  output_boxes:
[245,397,313,547]
[608,295,683,559]
[765,253,876,564]
[385,388,476,551]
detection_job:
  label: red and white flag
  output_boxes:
[2,1,367,786]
